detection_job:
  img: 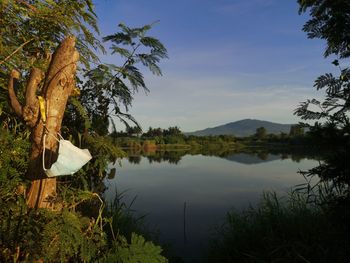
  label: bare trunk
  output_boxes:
[8,37,79,209]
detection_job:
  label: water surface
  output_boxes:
[104,150,318,262]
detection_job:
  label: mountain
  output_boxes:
[186,119,293,137]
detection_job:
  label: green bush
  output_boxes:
[0,188,168,262]
[0,129,168,262]
[102,233,167,263]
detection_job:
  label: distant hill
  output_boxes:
[186,119,293,137]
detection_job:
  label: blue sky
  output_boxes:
[94,0,335,132]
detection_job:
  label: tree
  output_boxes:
[289,124,305,137]
[1,0,100,209]
[298,0,350,59]
[143,127,164,137]
[255,127,267,140]
[295,0,350,134]
[71,22,168,136]
[126,126,143,136]
[295,0,350,190]
[8,37,80,208]
[163,126,182,136]
[0,0,101,81]
[1,1,167,208]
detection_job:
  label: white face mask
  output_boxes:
[43,134,92,177]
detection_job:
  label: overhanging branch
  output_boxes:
[0,38,34,66]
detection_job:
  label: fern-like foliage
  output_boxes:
[102,233,168,263]
[294,67,350,131]
[64,23,167,137]
[314,73,342,95]
[0,0,103,73]
[40,209,99,262]
[298,0,350,59]
[0,128,30,201]
[84,133,125,177]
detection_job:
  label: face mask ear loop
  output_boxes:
[39,95,60,173]
[57,133,64,140]
[42,129,60,173]
[39,95,49,173]
[43,133,48,172]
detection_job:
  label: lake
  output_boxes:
[104,149,319,262]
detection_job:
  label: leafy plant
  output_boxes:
[294,67,350,132]
[72,22,168,136]
[102,233,168,263]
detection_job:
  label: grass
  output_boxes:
[103,190,152,242]
[207,191,350,263]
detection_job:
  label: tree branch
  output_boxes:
[0,38,34,66]
[8,70,23,117]
[15,0,37,12]
[23,68,44,127]
[26,68,44,106]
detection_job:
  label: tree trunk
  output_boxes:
[8,37,79,209]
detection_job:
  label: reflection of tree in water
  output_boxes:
[295,136,350,240]
[163,151,183,164]
[257,152,268,161]
[290,154,303,163]
[281,154,289,160]
[146,155,162,164]
[301,135,350,186]
[190,147,233,157]
[218,147,321,164]
[146,151,184,164]
[107,168,117,179]
[125,147,321,166]
[128,156,142,164]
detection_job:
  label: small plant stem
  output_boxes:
[0,38,34,66]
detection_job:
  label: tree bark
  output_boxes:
[8,37,79,209]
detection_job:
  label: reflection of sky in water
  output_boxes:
[104,154,318,262]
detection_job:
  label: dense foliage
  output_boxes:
[0,0,169,262]
[298,0,350,58]
[0,127,169,262]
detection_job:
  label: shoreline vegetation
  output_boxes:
[109,125,323,163]
[110,124,312,151]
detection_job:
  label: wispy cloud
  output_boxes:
[108,41,330,132]
[115,73,322,132]
[96,0,332,132]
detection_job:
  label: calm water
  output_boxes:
[104,150,318,262]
